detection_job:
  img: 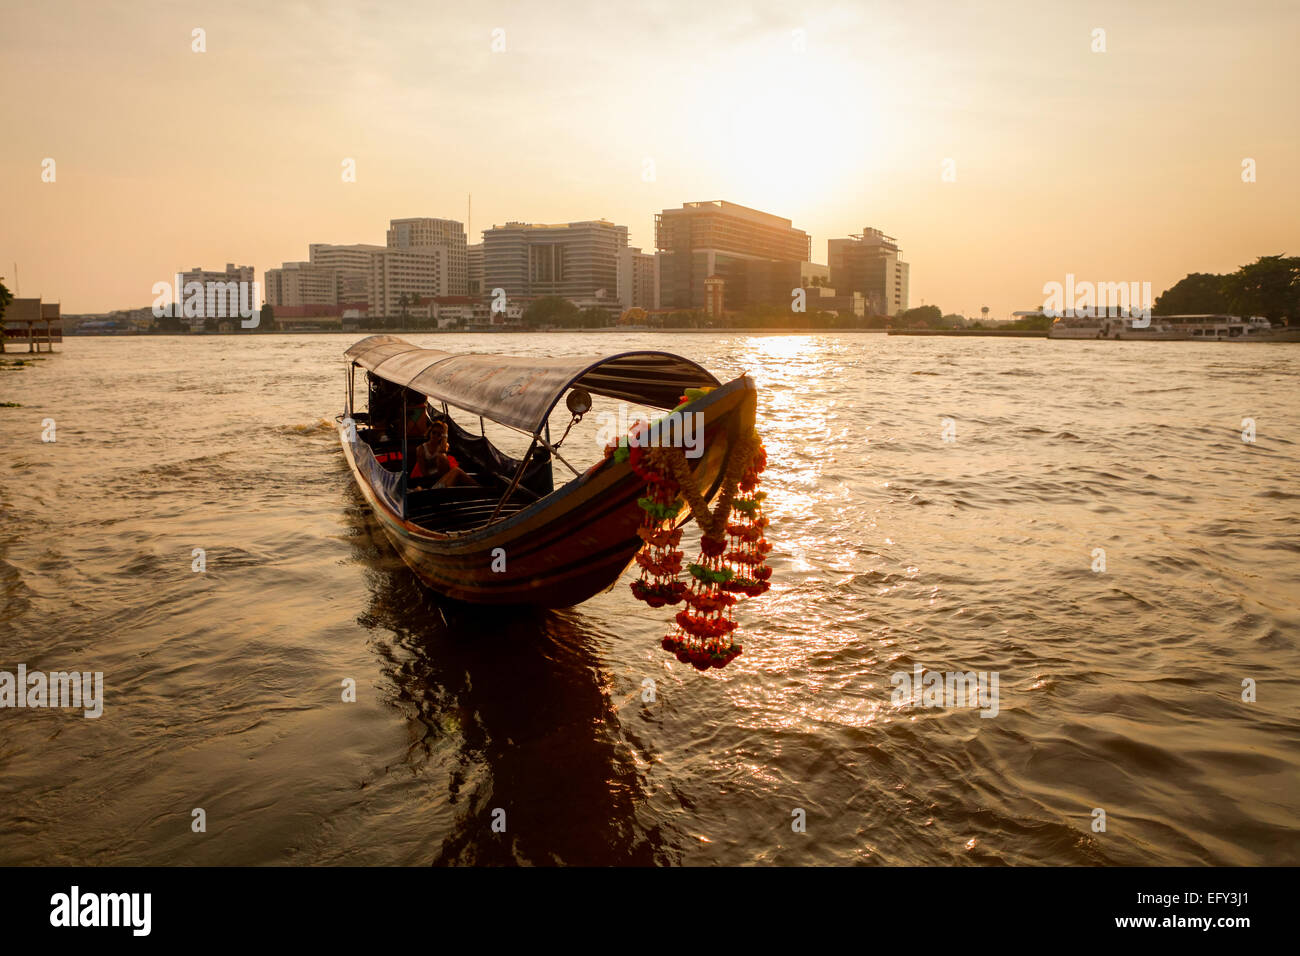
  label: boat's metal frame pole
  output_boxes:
[486,437,538,525]
[399,390,408,520]
[543,412,585,478]
[535,434,581,478]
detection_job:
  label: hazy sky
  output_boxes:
[2,0,1297,315]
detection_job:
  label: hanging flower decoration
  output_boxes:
[619,389,771,670]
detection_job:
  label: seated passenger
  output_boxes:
[405,396,432,442]
[411,421,478,488]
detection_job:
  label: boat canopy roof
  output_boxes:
[345,335,722,434]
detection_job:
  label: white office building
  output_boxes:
[387,218,467,296]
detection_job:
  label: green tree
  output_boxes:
[579,306,612,328]
[522,295,580,327]
[896,304,942,328]
[1007,313,1051,331]
[1153,272,1228,315]
[155,310,184,333]
[259,303,275,331]
[1221,255,1300,325]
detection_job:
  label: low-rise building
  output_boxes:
[271,304,346,331]
[803,288,865,317]
[428,295,478,328]
[471,298,525,326]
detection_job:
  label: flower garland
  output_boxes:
[619,393,771,670]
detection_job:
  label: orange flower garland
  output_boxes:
[625,409,772,670]
[627,447,687,609]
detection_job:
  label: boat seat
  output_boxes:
[405,487,530,533]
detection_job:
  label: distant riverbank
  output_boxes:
[887,328,1048,337]
[60,326,1068,338]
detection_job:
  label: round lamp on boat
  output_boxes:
[565,387,593,417]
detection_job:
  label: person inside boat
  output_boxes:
[368,379,403,441]
[404,393,432,442]
[411,420,478,488]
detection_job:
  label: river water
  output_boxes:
[1,332,1297,865]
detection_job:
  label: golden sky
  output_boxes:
[2,0,1297,316]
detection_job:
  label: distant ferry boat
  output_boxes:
[1048,314,1298,341]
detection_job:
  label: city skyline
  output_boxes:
[2,0,1297,315]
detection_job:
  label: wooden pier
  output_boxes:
[1,299,61,353]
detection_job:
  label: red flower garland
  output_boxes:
[627,442,688,609]
[627,420,771,670]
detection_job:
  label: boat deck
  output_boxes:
[362,445,536,533]
[405,486,530,534]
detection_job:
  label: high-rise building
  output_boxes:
[264,261,338,308]
[266,244,381,313]
[271,228,462,318]
[655,201,811,310]
[308,243,384,306]
[370,246,447,317]
[387,218,467,295]
[827,228,910,316]
[482,220,628,301]
[467,243,484,296]
[617,247,659,310]
[177,264,257,330]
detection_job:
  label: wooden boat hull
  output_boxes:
[341,375,758,607]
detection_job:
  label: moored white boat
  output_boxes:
[1049,313,1296,341]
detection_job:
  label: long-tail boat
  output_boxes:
[338,335,761,610]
